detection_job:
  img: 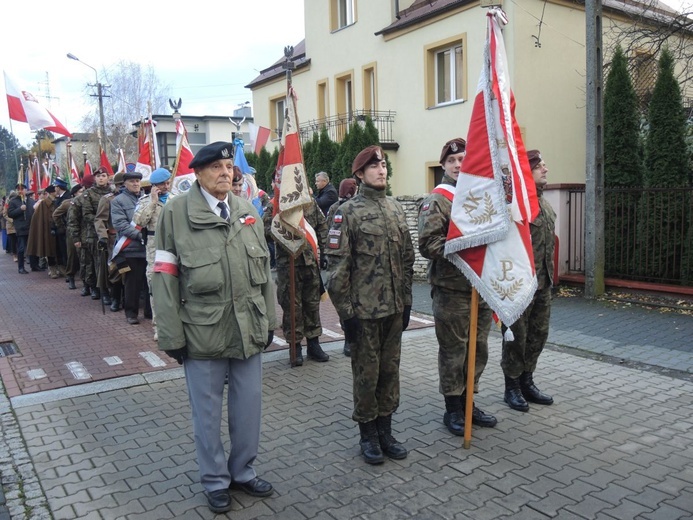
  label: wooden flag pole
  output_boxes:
[463,288,480,449]
[289,254,297,366]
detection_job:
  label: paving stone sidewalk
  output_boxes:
[3,327,693,519]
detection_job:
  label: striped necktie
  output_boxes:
[217,201,229,221]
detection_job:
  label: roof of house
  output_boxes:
[245,40,309,90]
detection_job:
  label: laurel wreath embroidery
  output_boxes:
[279,167,305,204]
[272,220,300,240]
[470,193,497,225]
[491,278,523,301]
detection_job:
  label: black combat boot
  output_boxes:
[291,343,303,367]
[67,276,76,290]
[504,375,529,412]
[443,395,465,436]
[519,372,554,405]
[461,394,497,428]
[343,340,351,357]
[376,415,407,460]
[110,299,121,312]
[358,421,384,464]
[91,287,101,300]
[306,337,329,362]
[80,284,91,297]
[101,289,112,306]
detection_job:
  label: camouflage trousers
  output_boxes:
[350,313,403,423]
[432,285,492,396]
[275,263,322,344]
[501,285,552,378]
[78,241,98,287]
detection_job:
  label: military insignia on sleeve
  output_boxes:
[334,213,343,224]
[328,229,341,249]
[422,203,430,212]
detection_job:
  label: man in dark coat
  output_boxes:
[314,171,338,216]
[7,183,35,274]
[27,185,58,278]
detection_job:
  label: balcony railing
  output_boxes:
[298,110,396,145]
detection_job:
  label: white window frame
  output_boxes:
[435,43,464,106]
[338,0,355,28]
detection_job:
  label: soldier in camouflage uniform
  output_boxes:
[418,138,498,435]
[133,168,173,340]
[67,174,95,296]
[502,149,556,412]
[325,145,415,465]
[94,173,125,311]
[71,168,113,303]
[275,196,329,365]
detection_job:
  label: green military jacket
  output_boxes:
[66,195,85,243]
[532,192,556,290]
[152,182,276,359]
[417,174,475,292]
[325,184,415,320]
[81,185,113,243]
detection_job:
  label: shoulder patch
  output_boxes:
[333,213,343,224]
[422,203,430,212]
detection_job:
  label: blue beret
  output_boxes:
[54,178,68,189]
[189,141,234,169]
[150,168,171,184]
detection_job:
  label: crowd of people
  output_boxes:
[0,140,556,514]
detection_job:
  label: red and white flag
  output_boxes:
[100,148,114,175]
[116,148,127,174]
[4,72,71,137]
[444,9,540,327]
[40,159,51,189]
[170,118,195,195]
[249,123,271,155]
[84,159,93,178]
[134,116,160,182]
[69,153,81,187]
[29,157,39,192]
[270,87,318,259]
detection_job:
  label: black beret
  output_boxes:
[45,185,56,193]
[439,138,466,164]
[527,149,543,170]
[15,183,27,189]
[123,171,143,181]
[352,145,384,174]
[189,141,234,169]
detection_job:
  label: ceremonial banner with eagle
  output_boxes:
[270,87,318,259]
[444,9,539,327]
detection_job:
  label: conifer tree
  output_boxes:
[314,127,340,184]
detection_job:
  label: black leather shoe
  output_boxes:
[291,344,303,367]
[101,295,112,306]
[469,405,498,428]
[110,300,121,312]
[343,340,351,357]
[505,375,530,412]
[443,411,465,436]
[206,489,232,513]
[520,372,554,405]
[230,477,274,497]
[80,286,91,297]
[127,317,140,325]
[91,288,101,300]
[18,268,28,274]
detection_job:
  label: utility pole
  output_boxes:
[585,0,605,297]
[67,53,107,147]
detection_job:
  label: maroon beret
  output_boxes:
[527,149,542,170]
[338,178,358,199]
[352,145,384,174]
[81,174,94,188]
[439,138,466,164]
[232,166,243,183]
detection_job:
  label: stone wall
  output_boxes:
[395,195,428,281]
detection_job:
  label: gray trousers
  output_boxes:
[184,354,262,493]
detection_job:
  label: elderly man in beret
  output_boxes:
[133,167,173,340]
[418,138,498,438]
[111,170,146,324]
[152,141,276,514]
[325,145,415,465]
[501,149,556,412]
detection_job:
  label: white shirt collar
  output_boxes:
[199,186,229,217]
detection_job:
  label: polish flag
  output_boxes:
[84,160,93,178]
[170,118,195,195]
[116,148,127,174]
[100,148,114,175]
[444,9,540,327]
[271,86,318,260]
[134,117,160,182]
[249,123,271,155]
[4,72,71,137]
[69,154,81,187]
[40,160,51,189]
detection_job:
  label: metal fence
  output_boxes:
[298,110,396,144]
[567,187,693,285]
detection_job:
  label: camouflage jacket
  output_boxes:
[532,192,556,290]
[325,185,415,320]
[133,193,171,261]
[66,195,85,243]
[417,174,475,292]
[79,185,113,243]
[274,198,327,267]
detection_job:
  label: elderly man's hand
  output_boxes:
[166,347,187,365]
[265,331,274,350]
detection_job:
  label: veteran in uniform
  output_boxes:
[152,142,276,514]
[418,138,497,436]
[94,173,125,311]
[133,167,173,340]
[67,174,94,291]
[325,145,415,465]
[502,149,556,412]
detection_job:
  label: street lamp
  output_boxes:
[67,53,106,147]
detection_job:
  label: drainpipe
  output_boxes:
[395,0,401,19]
